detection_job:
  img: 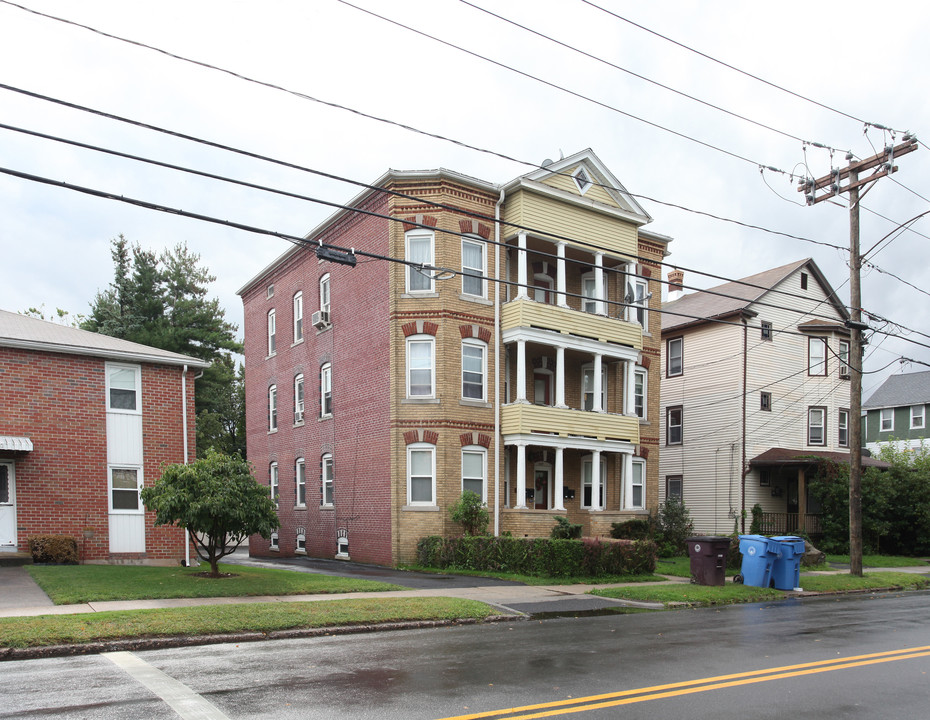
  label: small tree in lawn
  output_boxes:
[142,450,278,577]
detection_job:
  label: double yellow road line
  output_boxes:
[438,645,930,720]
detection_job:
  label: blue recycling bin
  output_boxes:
[770,536,806,590]
[738,534,778,588]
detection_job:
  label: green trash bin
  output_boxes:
[686,536,731,586]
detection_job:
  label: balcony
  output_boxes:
[759,512,823,537]
[502,299,642,350]
[502,403,639,444]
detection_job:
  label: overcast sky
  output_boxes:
[1,0,927,398]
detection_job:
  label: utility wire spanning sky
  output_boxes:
[0,0,927,397]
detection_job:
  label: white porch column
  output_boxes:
[516,443,528,508]
[591,449,602,510]
[553,446,565,511]
[517,233,529,299]
[593,353,604,413]
[624,358,636,416]
[555,345,567,408]
[556,242,569,308]
[594,253,605,315]
[623,452,634,510]
[515,339,527,403]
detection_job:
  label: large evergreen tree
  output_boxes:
[84,236,245,457]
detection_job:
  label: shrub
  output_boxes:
[29,535,79,564]
[550,516,582,539]
[610,517,654,540]
[656,497,694,556]
[449,491,490,536]
[749,503,764,535]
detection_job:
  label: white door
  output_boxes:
[0,462,16,547]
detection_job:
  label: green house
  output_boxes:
[862,370,930,455]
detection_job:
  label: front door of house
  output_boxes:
[0,462,16,547]
[534,467,550,510]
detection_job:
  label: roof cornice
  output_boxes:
[0,337,209,368]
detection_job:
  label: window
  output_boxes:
[406,336,435,398]
[296,528,306,554]
[838,409,849,448]
[407,444,435,505]
[293,292,303,342]
[462,340,486,401]
[268,385,277,431]
[760,392,772,411]
[880,408,894,432]
[573,166,591,194]
[533,274,554,304]
[808,337,827,376]
[626,276,648,328]
[319,274,330,315]
[269,462,279,507]
[581,455,606,509]
[321,454,333,507]
[582,364,608,412]
[581,272,598,314]
[461,237,486,297]
[266,284,274,299]
[462,447,486,502]
[666,475,683,501]
[107,363,140,412]
[911,405,925,430]
[761,321,772,341]
[808,407,826,446]
[270,532,279,551]
[634,368,647,419]
[406,230,434,293]
[267,309,276,355]
[109,467,141,512]
[839,340,850,377]
[800,272,809,290]
[294,374,304,424]
[295,458,306,506]
[667,337,683,377]
[533,370,552,406]
[320,363,332,417]
[630,459,645,509]
[667,405,683,445]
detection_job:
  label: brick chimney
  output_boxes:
[667,269,684,302]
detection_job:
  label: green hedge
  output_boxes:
[416,535,656,577]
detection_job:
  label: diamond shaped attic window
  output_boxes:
[573,167,591,195]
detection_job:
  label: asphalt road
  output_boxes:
[3,590,930,719]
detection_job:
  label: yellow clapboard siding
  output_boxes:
[502,403,639,443]
[502,299,642,349]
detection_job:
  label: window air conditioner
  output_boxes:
[311,310,330,329]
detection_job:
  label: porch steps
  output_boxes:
[0,552,33,567]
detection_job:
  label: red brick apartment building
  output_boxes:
[239,150,670,565]
[0,310,207,563]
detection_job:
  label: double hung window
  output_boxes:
[406,231,434,293]
[667,406,683,445]
[295,458,306,506]
[462,447,486,502]
[268,385,277,431]
[407,444,435,505]
[808,407,826,446]
[461,238,486,297]
[407,336,435,398]
[462,340,486,401]
[667,338,683,377]
[808,337,827,376]
[321,454,334,506]
[294,374,304,424]
[267,309,276,355]
[320,363,332,417]
[293,292,303,342]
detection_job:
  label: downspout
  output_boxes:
[494,187,505,537]
[181,364,190,567]
[740,319,748,534]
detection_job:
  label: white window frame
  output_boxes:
[406,335,435,399]
[461,236,486,298]
[808,337,827,376]
[461,446,487,503]
[407,443,436,506]
[626,275,648,328]
[319,273,331,315]
[320,363,332,417]
[839,339,850,377]
[270,532,279,551]
[667,337,683,377]
[268,384,277,432]
[808,407,826,446]
[666,475,683,501]
[269,462,279,507]
[880,408,894,432]
[106,363,141,415]
[581,272,598,314]
[532,274,554,304]
[581,363,608,412]
[634,368,647,420]
[108,466,143,514]
[406,230,435,293]
[572,166,592,195]
[462,339,487,402]
[911,405,925,430]
[838,409,849,448]
[296,527,306,554]
[581,455,606,510]
[293,291,303,343]
[321,453,334,507]
[630,458,645,510]
[295,458,306,507]
[267,309,276,356]
[294,373,304,424]
[667,405,683,445]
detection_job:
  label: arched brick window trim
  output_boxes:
[404,429,440,445]
[402,215,439,232]
[458,432,492,448]
[458,219,492,239]
[402,320,439,337]
[459,324,492,344]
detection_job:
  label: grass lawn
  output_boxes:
[0,598,496,649]
[825,554,929,568]
[26,564,404,605]
[400,565,667,585]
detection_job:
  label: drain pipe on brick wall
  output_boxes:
[181,364,190,567]
[494,187,505,537]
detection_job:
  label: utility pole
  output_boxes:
[800,136,918,577]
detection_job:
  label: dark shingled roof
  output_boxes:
[863,370,930,409]
[749,447,890,468]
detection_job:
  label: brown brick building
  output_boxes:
[0,310,207,564]
[239,150,670,565]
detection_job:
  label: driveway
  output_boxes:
[222,549,526,589]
